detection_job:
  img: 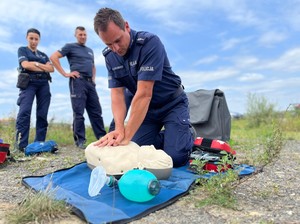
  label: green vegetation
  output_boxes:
[5,190,72,224]
[245,93,276,128]
[0,115,101,150]
[190,94,299,209]
[191,152,238,209]
[1,94,300,222]
[195,169,239,209]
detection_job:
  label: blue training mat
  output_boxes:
[22,162,256,224]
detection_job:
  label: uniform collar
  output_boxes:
[27,46,38,53]
[123,29,137,59]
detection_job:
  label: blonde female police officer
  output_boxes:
[93,8,193,167]
[16,28,54,151]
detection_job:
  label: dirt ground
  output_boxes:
[0,140,299,224]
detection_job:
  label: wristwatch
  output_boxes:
[35,62,39,67]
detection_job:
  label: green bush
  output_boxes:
[245,93,276,128]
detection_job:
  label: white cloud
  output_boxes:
[221,38,242,51]
[215,76,300,113]
[224,76,300,95]
[181,68,239,90]
[259,47,300,72]
[0,0,96,41]
[221,37,253,51]
[258,31,288,46]
[0,0,299,125]
[120,0,217,33]
[1,1,89,25]
[0,42,20,54]
[194,55,219,65]
[94,53,106,67]
[281,2,300,32]
[0,69,19,88]
[229,47,300,74]
[238,73,264,82]
[232,56,259,69]
[224,3,261,28]
[0,26,12,40]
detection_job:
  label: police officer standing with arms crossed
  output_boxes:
[16,28,54,151]
[93,8,193,167]
[50,26,106,149]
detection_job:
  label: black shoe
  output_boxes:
[76,142,86,150]
[19,147,25,152]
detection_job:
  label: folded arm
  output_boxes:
[21,61,54,73]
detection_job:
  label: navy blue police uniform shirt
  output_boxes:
[103,29,182,109]
[18,47,50,74]
[59,43,94,77]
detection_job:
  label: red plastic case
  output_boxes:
[191,137,236,172]
[0,143,10,163]
[193,137,236,155]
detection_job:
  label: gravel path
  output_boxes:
[133,140,300,224]
[0,140,299,224]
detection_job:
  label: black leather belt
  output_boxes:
[81,76,93,82]
[29,73,50,80]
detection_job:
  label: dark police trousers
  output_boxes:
[16,79,51,148]
[69,77,106,145]
[132,92,194,167]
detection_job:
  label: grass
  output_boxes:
[190,103,299,210]
[1,97,300,222]
[6,189,72,224]
[0,117,100,149]
[195,169,239,209]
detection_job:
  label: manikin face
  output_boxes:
[75,29,87,45]
[26,32,40,50]
[98,21,131,56]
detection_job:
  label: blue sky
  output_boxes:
[0,0,299,126]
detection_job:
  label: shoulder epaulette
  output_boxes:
[136,36,145,45]
[136,32,150,45]
[136,31,155,45]
[102,47,111,56]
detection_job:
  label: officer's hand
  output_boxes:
[94,131,122,147]
[66,71,80,79]
[118,138,130,146]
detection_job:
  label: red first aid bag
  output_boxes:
[190,137,236,172]
[0,143,10,164]
[193,137,236,155]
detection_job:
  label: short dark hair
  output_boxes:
[27,28,40,37]
[75,26,85,31]
[94,7,125,34]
